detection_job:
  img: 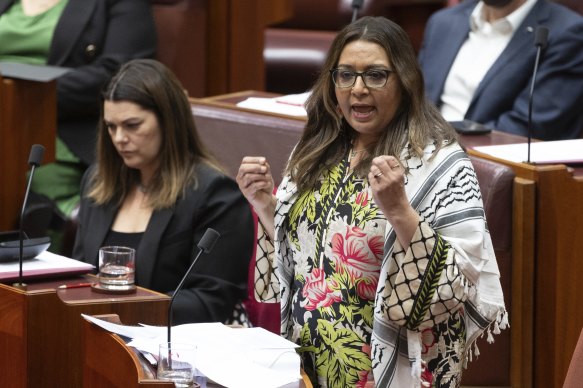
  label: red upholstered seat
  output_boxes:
[264,0,444,94]
[461,155,515,386]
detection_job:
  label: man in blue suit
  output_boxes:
[419,0,583,140]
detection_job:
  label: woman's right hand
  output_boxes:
[236,157,277,239]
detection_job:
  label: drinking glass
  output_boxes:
[157,342,197,387]
[98,246,135,290]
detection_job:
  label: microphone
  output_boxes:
[526,26,549,164]
[351,0,364,23]
[13,144,45,290]
[167,228,220,343]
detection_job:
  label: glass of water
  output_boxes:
[98,246,135,290]
[157,342,198,387]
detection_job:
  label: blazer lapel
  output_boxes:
[136,208,174,288]
[85,202,117,268]
[0,0,14,14]
[428,7,473,103]
[48,0,97,65]
[470,0,550,105]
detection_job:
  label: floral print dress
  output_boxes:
[255,143,507,387]
[284,155,386,387]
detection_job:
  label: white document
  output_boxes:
[473,139,583,164]
[82,315,301,388]
[82,314,163,339]
[236,92,309,117]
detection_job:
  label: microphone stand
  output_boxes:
[167,228,220,344]
[13,144,45,290]
[351,0,364,23]
[526,26,549,164]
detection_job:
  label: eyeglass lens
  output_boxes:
[332,69,389,88]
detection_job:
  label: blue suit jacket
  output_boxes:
[419,0,583,140]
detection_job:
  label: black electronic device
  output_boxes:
[449,120,493,135]
[0,232,51,263]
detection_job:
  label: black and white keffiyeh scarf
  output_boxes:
[253,142,507,387]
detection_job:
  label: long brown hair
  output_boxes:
[285,16,457,192]
[88,59,223,209]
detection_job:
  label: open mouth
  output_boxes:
[352,105,375,120]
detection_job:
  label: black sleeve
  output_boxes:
[56,0,157,119]
[171,173,255,325]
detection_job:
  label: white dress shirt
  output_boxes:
[439,0,537,121]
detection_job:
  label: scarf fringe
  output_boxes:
[463,307,508,370]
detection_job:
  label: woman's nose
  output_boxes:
[351,75,369,94]
[111,128,128,144]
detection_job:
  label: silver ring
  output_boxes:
[374,172,383,178]
[391,164,400,170]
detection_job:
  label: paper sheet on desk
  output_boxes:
[82,315,301,388]
[473,139,583,164]
[131,326,301,388]
[236,92,309,117]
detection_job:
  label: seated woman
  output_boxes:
[72,59,254,325]
[0,0,158,251]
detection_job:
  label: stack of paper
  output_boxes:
[0,251,94,282]
[82,315,301,388]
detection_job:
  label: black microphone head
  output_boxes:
[28,144,45,167]
[534,26,549,50]
[197,228,220,253]
[352,0,364,9]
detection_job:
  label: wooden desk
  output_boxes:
[0,275,169,388]
[0,75,56,231]
[191,91,583,388]
[83,314,314,388]
[466,149,583,388]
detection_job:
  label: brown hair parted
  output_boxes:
[285,16,457,192]
[88,59,223,209]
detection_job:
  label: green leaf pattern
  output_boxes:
[287,159,386,387]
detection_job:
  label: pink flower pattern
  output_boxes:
[355,190,370,207]
[331,226,383,300]
[302,268,342,311]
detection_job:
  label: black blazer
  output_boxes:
[72,164,255,324]
[0,0,157,164]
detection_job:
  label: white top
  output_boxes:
[439,0,537,121]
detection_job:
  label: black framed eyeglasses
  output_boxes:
[330,68,392,88]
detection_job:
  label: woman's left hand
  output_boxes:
[368,155,419,246]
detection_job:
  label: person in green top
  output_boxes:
[0,0,157,253]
